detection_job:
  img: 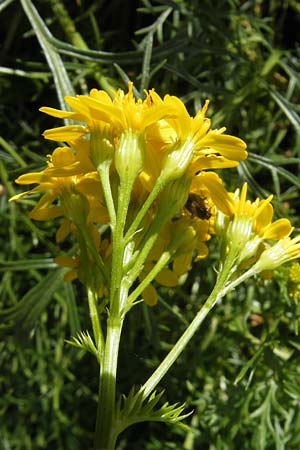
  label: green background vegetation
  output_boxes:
[1,0,300,449]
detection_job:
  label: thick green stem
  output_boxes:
[94,160,134,447]
[109,178,132,315]
[94,318,123,450]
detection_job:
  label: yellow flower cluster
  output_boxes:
[14,82,283,306]
[289,262,300,283]
[288,262,300,300]
[11,83,300,303]
[214,183,300,274]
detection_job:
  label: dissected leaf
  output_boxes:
[112,386,192,441]
[65,330,99,361]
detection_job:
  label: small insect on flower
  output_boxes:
[184,193,212,220]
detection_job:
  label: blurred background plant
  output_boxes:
[1,0,300,449]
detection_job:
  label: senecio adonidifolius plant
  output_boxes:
[10,82,300,450]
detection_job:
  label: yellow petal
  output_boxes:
[142,284,158,306]
[263,218,292,240]
[45,163,81,177]
[54,255,78,268]
[87,200,109,224]
[64,269,79,282]
[51,147,76,166]
[89,89,113,104]
[163,95,191,133]
[43,125,88,141]
[189,155,238,172]
[254,195,273,220]
[192,172,234,216]
[155,268,178,286]
[76,178,103,198]
[15,172,44,185]
[255,202,273,228]
[9,184,47,202]
[30,191,56,210]
[200,132,248,161]
[64,96,91,117]
[56,219,72,242]
[143,105,176,129]
[9,189,32,201]
[29,206,62,220]
[79,96,123,125]
[39,106,75,118]
[195,242,209,260]
[173,253,192,275]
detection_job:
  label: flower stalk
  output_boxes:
[87,287,104,354]
[141,245,238,398]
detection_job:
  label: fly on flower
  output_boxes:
[184,193,212,220]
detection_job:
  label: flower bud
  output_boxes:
[115,130,145,184]
[60,189,89,226]
[253,236,300,273]
[169,219,197,255]
[157,176,191,221]
[160,139,194,184]
[90,123,114,168]
[216,210,263,265]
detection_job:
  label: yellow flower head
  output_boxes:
[288,263,300,300]
[141,92,247,187]
[150,94,247,159]
[10,145,107,229]
[55,226,111,297]
[217,183,292,238]
[289,262,300,283]
[214,183,293,264]
[40,82,171,141]
[254,235,300,273]
[37,82,248,200]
